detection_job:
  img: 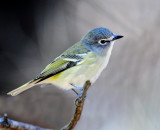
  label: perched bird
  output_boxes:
[7,27,123,96]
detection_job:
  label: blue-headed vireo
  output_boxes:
[7,27,123,96]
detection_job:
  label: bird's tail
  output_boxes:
[7,78,41,96]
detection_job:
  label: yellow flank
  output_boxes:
[45,73,61,82]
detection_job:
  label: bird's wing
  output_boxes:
[35,42,90,82]
[7,42,90,96]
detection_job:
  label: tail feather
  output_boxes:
[7,79,40,96]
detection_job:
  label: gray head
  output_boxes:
[82,27,123,55]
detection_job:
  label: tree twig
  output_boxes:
[0,113,51,130]
[0,80,91,130]
[61,80,91,130]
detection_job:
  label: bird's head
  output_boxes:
[82,27,123,55]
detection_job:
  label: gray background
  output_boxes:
[0,0,160,129]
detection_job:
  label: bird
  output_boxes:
[7,27,123,96]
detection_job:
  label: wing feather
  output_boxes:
[35,42,90,82]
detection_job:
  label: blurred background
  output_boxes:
[0,0,160,129]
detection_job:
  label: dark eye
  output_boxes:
[100,40,106,44]
[98,39,109,45]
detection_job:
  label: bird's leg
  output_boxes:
[71,88,79,95]
[70,83,86,106]
[70,83,83,90]
[71,83,84,98]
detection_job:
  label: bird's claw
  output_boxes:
[74,89,87,106]
[71,84,87,106]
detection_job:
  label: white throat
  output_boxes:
[90,41,115,83]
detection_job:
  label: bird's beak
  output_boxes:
[113,35,123,40]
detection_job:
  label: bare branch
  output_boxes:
[62,80,91,130]
[0,113,51,130]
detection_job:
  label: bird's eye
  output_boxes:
[98,39,109,45]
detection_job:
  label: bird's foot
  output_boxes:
[70,83,86,106]
[74,89,87,106]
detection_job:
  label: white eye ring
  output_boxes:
[98,39,109,45]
